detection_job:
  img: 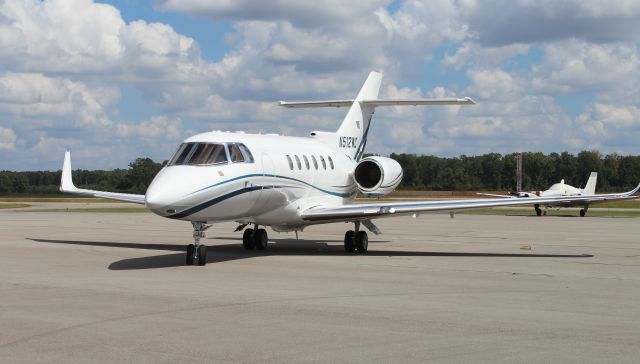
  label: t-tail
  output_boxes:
[279,71,475,161]
[582,172,598,195]
[335,72,382,160]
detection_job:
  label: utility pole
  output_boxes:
[516,152,523,192]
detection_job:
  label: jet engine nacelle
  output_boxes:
[354,156,403,196]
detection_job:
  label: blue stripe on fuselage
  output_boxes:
[168,185,268,219]
[188,173,353,198]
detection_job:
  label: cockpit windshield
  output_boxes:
[168,142,255,166]
[168,143,227,166]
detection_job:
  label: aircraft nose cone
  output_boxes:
[145,171,178,215]
[145,185,172,215]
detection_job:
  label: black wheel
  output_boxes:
[580,209,586,217]
[186,244,195,265]
[535,205,542,216]
[243,228,255,250]
[344,230,355,253]
[197,244,207,266]
[255,228,268,250]
[355,231,368,253]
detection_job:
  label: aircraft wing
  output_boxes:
[581,188,640,202]
[475,193,513,198]
[301,186,640,222]
[59,151,146,204]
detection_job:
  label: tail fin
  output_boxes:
[278,70,474,161]
[336,71,382,160]
[583,172,598,195]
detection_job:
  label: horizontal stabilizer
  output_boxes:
[279,98,475,108]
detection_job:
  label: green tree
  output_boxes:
[127,158,163,193]
[12,174,28,193]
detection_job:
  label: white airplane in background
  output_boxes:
[60,71,640,266]
[478,172,637,216]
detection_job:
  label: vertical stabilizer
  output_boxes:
[583,172,598,195]
[336,71,383,160]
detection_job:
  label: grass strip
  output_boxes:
[0,203,30,209]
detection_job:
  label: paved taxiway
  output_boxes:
[1,208,639,363]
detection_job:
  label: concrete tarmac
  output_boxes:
[1,209,639,363]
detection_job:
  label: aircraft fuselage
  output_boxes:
[144,131,357,228]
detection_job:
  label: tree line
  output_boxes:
[391,151,640,192]
[1,151,639,195]
[0,158,164,195]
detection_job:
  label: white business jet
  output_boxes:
[478,172,636,216]
[60,71,640,265]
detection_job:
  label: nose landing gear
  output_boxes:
[186,221,208,266]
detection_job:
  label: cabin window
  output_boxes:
[320,155,327,170]
[303,155,310,170]
[328,156,334,169]
[311,155,318,169]
[294,155,302,170]
[168,143,228,166]
[286,155,293,170]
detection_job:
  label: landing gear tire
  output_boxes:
[197,244,207,266]
[243,228,255,250]
[580,209,586,217]
[344,230,356,253]
[186,244,195,265]
[355,231,368,253]
[535,206,542,216]
[255,228,268,250]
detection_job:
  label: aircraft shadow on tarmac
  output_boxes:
[28,238,593,271]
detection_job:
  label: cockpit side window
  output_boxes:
[228,143,245,163]
[236,143,254,163]
[168,143,228,166]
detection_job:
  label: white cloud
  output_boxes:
[0,72,115,126]
[575,103,640,152]
[443,43,530,70]
[462,0,640,46]
[0,126,17,150]
[160,0,385,28]
[0,0,211,83]
[115,116,183,140]
[1,0,640,170]
[532,41,639,96]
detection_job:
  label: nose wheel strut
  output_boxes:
[186,221,209,266]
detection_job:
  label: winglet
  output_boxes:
[60,150,78,192]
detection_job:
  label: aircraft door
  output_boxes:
[250,153,277,214]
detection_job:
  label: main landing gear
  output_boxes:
[186,221,209,266]
[580,204,589,217]
[242,225,269,251]
[344,221,368,254]
[535,204,542,216]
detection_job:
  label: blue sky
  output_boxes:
[0,0,639,170]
